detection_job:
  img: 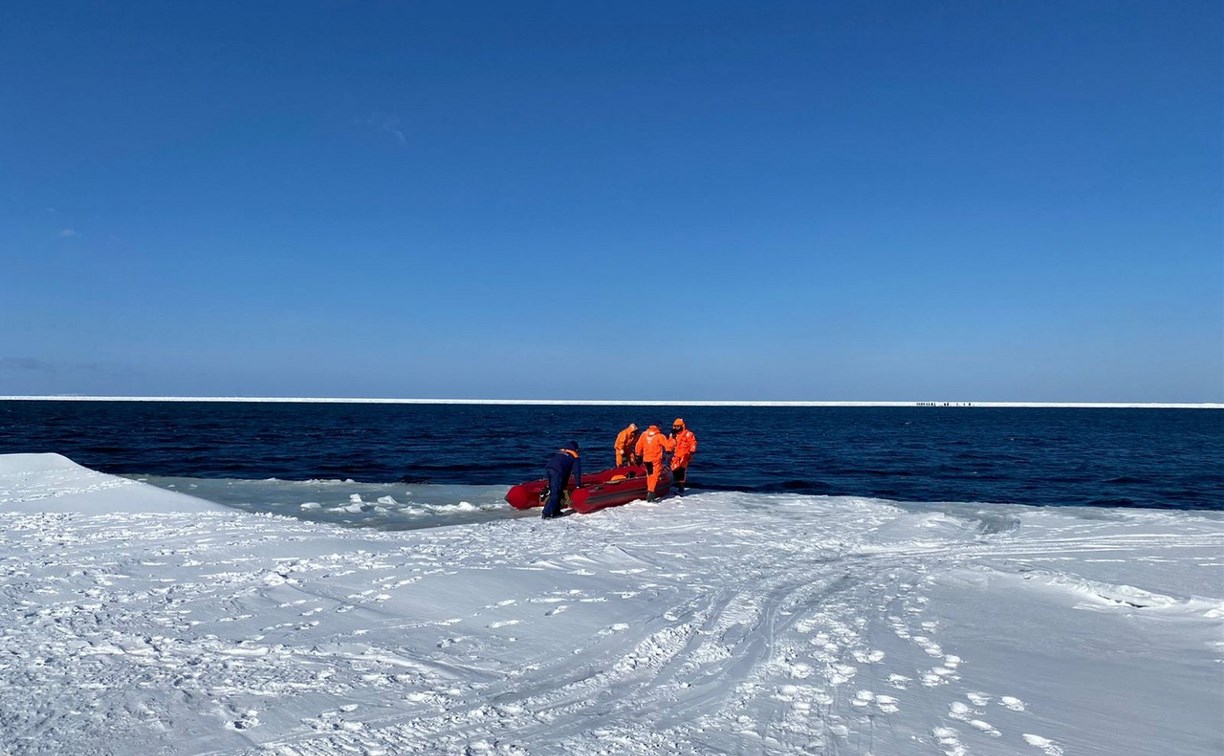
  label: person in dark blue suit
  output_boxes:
[542,440,582,519]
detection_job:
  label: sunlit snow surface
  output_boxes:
[1,453,1221,755]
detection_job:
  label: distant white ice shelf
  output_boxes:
[1,396,1220,409]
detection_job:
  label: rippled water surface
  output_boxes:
[3,402,1220,510]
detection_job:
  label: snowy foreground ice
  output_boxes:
[1,454,1221,756]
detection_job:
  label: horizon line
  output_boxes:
[1,395,1220,409]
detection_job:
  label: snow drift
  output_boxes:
[0,453,1220,755]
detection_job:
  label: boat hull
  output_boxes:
[505,465,672,514]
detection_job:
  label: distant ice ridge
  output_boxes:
[3,395,1221,408]
[1,452,1222,755]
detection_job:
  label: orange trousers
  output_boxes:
[644,461,664,494]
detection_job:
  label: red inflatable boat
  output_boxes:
[505,464,673,514]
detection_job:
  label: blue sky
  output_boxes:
[2,0,1220,402]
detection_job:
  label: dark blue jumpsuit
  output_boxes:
[542,448,581,518]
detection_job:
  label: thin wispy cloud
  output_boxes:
[0,357,56,372]
[362,113,407,147]
[0,358,128,375]
[59,228,78,238]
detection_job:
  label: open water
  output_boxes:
[2,401,1221,511]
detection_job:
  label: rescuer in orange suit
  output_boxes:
[669,418,698,495]
[634,424,674,502]
[614,423,640,467]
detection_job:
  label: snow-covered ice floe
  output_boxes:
[1,453,1221,755]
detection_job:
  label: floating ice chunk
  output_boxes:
[1023,733,1064,754]
[969,719,1001,736]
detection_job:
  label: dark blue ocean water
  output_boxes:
[2,401,1221,511]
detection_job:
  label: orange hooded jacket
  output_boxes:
[614,423,639,466]
[670,418,697,469]
[634,425,674,466]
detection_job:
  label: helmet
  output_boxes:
[672,418,685,429]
